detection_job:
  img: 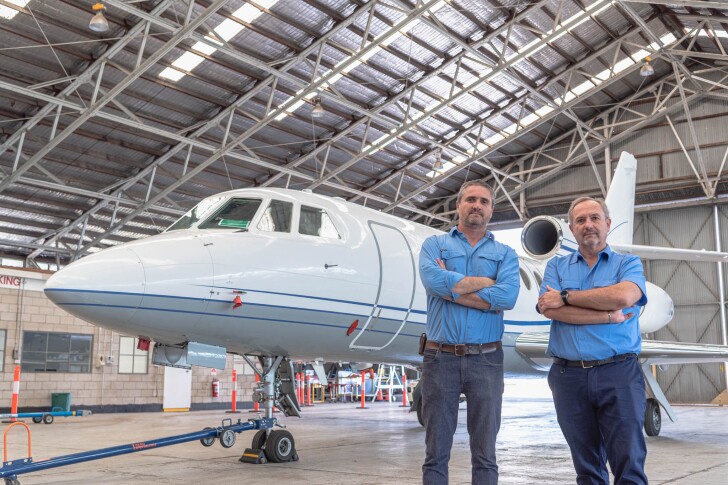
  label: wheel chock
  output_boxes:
[239,448,267,464]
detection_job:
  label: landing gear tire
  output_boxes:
[200,427,216,447]
[4,477,20,485]
[32,417,42,424]
[416,398,424,427]
[264,430,297,463]
[251,429,267,450]
[644,398,661,437]
[42,414,54,425]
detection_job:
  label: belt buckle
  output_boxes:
[454,344,466,356]
[580,360,594,369]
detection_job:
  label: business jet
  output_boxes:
[44,152,728,460]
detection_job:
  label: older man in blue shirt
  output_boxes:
[419,180,520,485]
[538,197,648,485]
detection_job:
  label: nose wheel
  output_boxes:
[242,429,298,464]
[264,430,297,463]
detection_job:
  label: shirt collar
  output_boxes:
[449,226,495,241]
[572,244,612,264]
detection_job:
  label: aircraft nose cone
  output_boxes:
[45,247,145,325]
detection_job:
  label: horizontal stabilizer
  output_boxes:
[515,333,728,366]
[612,243,728,263]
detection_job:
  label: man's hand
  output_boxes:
[538,285,564,312]
[608,310,634,324]
[436,258,446,270]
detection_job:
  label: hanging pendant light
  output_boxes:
[89,3,110,33]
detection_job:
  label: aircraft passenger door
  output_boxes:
[349,222,416,350]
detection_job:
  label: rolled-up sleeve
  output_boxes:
[419,236,464,299]
[540,259,560,297]
[475,247,520,311]
[618,255,648,306]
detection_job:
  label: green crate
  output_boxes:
[51,392,71,412]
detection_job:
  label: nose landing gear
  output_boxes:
[239,355,301,464]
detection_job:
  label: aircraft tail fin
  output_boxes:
[605,151,637,246]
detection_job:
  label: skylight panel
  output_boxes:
[213,18,243,42]
[0,0,28,20]
[426,32,679,178]
[159,0,280,82]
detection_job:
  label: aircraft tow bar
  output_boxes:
[0,417,276,484]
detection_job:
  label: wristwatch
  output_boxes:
[560,289,570,305]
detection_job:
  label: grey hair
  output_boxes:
[568,197,610,224]
[456,180,495,204]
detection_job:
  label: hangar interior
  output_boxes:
[0,0,727,417]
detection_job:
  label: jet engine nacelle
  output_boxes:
[521,216,576,260]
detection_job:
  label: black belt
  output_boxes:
[552,353,637,369]
[425,340,501,356]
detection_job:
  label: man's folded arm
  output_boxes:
[476,248,520,311]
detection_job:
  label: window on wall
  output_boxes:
[0,329,5,372]
[118,336,149,374]
[21,332,93,373]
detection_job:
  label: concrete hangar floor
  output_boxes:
[5,378,727,484]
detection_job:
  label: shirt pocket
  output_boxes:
[559,278,581,291]
[476,253,503,279]
[441,249,466,273]
[593,277,618,288]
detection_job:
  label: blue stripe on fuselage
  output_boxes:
[46,288,550,339]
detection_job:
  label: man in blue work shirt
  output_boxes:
[538,197,648,485]
[419,180,520,485]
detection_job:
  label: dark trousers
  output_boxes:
[422,347,504,485]
[548,357,648,485]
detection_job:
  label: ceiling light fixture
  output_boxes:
[432,150,444,173]
[311,97,325,118]
[640,56,655,77]
[89,3,110,33]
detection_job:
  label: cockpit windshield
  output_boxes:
[166,195,226,232]
[198,198,263,230]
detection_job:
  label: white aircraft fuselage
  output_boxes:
[44,187,674,374]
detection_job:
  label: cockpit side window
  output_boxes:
[166,195,226,231]
[299,205,341,239]
[198,198,262,230]
[257,199,293,233]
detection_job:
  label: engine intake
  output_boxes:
[521,216,572,260]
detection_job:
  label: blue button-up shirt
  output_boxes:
[540,245,647,360]
[419,227,520,344]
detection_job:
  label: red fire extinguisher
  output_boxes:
[212,378,220,398]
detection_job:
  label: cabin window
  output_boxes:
[21,331,93,373]
[198,198,262,230]
[258,199,293,233]
[519,267,532,291]
[299,205,341,238]
[118,337,149,374]
[167,195,226,231]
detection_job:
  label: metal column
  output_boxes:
[713,205,728,392]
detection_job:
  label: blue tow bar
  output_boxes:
[0,417,276,482]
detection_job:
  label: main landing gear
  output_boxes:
[239,355,301,464]
[644,398,661,437]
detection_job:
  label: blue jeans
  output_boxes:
[548,357,648,485]
[422,347,504,485]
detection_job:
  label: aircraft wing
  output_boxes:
[611,243,728,263]
[515,332,728,366]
